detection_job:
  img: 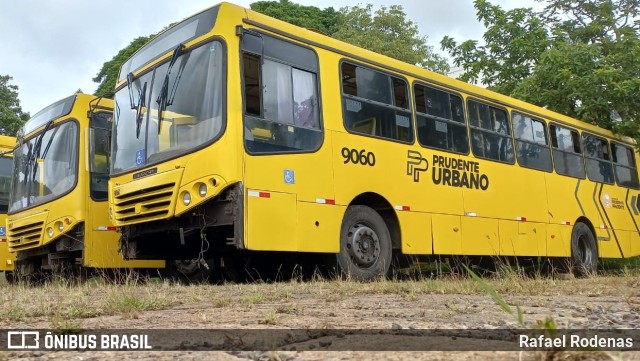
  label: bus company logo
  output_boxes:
[432,155,489,191]
[407,150,428,182]
[7,331,40,349]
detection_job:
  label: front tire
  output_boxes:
[571,222,598,277]
[337,205,392,281]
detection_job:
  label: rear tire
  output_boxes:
[571,222,598,277]
[336,205,392,281]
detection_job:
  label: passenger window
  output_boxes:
[468,100,514,163]
[512,112,552,172]
[550,124,585,178]
[582,134,614,184]
[611,142,640,188]
[341,62,413,143]
[241,33,322,154]
[414,84,468,154]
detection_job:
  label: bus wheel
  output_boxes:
[337,205,392,281]
[571,222,598,277]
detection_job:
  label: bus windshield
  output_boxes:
[111,41,225,174]
[9,121,79,213]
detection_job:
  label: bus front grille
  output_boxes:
[7,221,44,251]
[113,182,176,224]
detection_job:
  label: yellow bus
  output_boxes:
[0,135,16,282]
[7,93,163,281]
[108,2,640,281]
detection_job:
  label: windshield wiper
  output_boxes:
[156,43,185,133]
[127,72,147,139]
[135,81,147,139]
[126,72,136,110]
[28,119,55,183]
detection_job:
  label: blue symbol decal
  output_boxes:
[284,169,295,185]
[135,149,145,167]
[0,227,6,236]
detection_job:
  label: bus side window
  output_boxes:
[243,53,261,117]
[468,99,513,163]
[240,33,322,154]
[582,133,614,184]
[341,62,413,143]
[512,112,552,172]
[550,124,585,178]
[611,142,640,188]
[415,83,468,154]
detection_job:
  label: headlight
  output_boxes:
[198,183,207,197]
[47,227,54,238]
[182,192,191,205]
[57,222,64,232]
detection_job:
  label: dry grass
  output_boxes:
[0,266,636,329]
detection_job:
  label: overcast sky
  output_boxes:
[0,0,539,115]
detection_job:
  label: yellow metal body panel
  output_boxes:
[461,217,499,256]
[499,220,546,256]
[246,190,297,251]
[296,202,344,253]
[546,224,572,257]
[432,214,462,255]
[397,211,431,255]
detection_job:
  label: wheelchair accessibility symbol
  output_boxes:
[135,149,145,167]
[284,169,295,185]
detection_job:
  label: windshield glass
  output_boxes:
[9,121,79,213]
[112,41,225,174]
[0,157,12,213]
[21,95,75,136]
[118,6,219,82]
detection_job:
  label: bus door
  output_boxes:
[240,32,335,252]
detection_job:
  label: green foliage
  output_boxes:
[0,75,29,136]
[250,0,339,35]
[93,36,153,98]
[332,4,449,73]
[442,0,640,140]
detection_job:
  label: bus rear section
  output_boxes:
[7,94,163,281]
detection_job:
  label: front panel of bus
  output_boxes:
[7,95,84,254]
[109,5,243,259]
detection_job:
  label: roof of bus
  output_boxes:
[229,2,632,144]
[20,93,114,138]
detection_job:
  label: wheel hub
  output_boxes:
[347,224,380,267]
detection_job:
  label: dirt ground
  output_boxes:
[1,272,640,360]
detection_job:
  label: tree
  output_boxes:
[441,0,640,139]
[0,75,29,136]
[250,0,339,35]
[332,4,449,73]
[93,36,153,98]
